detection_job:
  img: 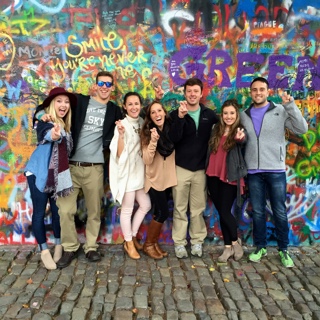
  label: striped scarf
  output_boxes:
[44,131,74,199]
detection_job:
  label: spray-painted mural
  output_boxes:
[0,0,319,246]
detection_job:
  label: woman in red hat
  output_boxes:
[25,87,77,270]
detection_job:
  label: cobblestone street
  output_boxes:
[0,244,319,319]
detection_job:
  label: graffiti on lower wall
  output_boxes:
[0,0,319,246]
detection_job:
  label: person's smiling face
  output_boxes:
[123,95,141,119]
[222,105,237,127]
[150,102,166,130]
[184,84,203,109]
[95,75,114,103]
[54,95,70,119]
[250,80,269,107]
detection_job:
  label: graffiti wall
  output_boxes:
[0,0,319,246]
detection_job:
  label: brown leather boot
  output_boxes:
[124,240,140,259]
[143,219,163,259]
[132,237,143,251]
[155,243,168,257]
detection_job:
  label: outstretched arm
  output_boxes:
[282,92,308,135]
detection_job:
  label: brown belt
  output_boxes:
[69,161,103,167]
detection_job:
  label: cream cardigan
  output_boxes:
[109,116,145,205]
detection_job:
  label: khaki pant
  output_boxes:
[172,166,207,246]
[56,164,104,253]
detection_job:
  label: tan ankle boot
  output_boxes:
[218,246,234,262]
[232,239,244,261]
[124,240,140,259]
[53,244,63,263]
[41,249,57,270]
[132,237,143,250]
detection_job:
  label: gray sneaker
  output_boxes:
[175,245,188,258]
[191,244,203,257]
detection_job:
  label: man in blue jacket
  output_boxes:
[169,78,219,258]
[241,77,308,267]
[54,71,122,268]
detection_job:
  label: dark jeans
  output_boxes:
[27,175,60,249]
[247,172,289,251]
[148,187,171,223]
[207,176,238,245]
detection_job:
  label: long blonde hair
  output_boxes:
[45,96,72,133]
[209,99,243,153]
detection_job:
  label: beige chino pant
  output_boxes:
[172,166,207,246]
[56,164,104,254]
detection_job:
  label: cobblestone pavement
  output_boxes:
[0,244,320,320]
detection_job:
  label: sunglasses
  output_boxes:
[97,81,113,88]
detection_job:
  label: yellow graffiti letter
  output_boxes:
[66,35,83,58]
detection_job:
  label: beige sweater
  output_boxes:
[142,140,177,192]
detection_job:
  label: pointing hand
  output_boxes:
[51,123,61,140]
[178,101,188,118]
[150,127,160,142]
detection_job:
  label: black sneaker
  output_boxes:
[56,251,78,269]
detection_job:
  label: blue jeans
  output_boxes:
[27,175,60,250]
[247,172,289,251]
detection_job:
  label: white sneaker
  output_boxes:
[175,245,188,258]
[191,244,203,257]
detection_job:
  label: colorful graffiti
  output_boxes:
[0,0,319,246]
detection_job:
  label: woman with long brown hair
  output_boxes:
[206,99,247,262]
[140,101,176,259]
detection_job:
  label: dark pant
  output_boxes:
[27,175,60,249]
[148,187,171,223]
[207,176,238,245]
[247,172,289,251]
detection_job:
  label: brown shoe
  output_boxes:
[155,243,168,257]
[144,243,163,259]
[143,219,164,259]
[132,237,143,251]
[124,241,140,259]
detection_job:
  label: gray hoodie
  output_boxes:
[240,100,308,171]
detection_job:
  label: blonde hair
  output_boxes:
[45,95,72,133]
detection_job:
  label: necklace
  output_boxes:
[126,115,141,135]
[132,123,141,135]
